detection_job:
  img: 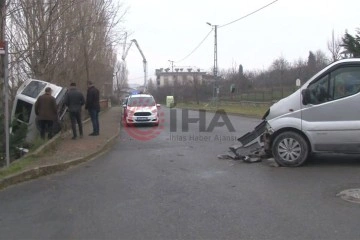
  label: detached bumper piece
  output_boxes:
[237,120,267,145]
[217,121,267,163]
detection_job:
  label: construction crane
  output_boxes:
[122,38,148,91]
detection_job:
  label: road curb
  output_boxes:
[0,126,120,191]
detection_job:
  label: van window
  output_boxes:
[330,67,360,100]
[21,81,47,98]
[14,99,32,123]
[308,74,330,104]
[307,66,360,104]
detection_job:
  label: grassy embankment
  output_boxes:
[175,101,270,119]
[0,138,49,179]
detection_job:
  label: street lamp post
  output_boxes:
[206,22,218,101]
[206,22,218,79]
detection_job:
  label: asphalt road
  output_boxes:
[1,107,360,240]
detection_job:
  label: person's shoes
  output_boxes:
[89,133,97,136]
[72,136,77,140]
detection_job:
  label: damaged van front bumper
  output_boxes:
[218,120,273,162]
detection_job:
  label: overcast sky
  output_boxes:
[120,0,359,86]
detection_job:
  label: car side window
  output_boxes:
[330,66,360,100]
[307,66,360,104]
[308,75,330,104]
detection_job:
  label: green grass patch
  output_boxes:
[0,137,52,179]
[176,101,269,119]
[0,156,37,179]
[28,137,47,152]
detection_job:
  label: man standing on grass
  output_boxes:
[35,87,58,140]
[85,81,100,136]
[65,82,85,140]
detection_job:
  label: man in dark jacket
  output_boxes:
[35,87,58,140]
[85,81,100,136]
[65,82,85,139]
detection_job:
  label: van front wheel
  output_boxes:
[272,131,309,167]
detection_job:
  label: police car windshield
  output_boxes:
[127,97,155,107]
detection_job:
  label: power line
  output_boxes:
[174,29,213,63]
[172,0,279,63]
[219,0,279,28]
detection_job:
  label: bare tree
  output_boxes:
[114,60,128,101]
[7,0,127,95]
[327,30,342,62]
[315,50,330,69]
[147,78,155,93]
[270,56,290,87]
[193,74,200,105]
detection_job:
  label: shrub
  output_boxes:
[0,114,28,167]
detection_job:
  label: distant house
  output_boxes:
[155,68,212,87]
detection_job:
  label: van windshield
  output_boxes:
[127,97,155,107]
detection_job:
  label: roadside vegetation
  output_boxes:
[176,102,269,119]
[0,136,57,178]
[0,156,36,179]
[0,0,126,167]
[150,29,360,112]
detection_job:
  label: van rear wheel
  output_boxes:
[272,131,309,167]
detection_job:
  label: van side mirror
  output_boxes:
[302,89,311,105]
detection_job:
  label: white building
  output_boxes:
[155,68,213,87]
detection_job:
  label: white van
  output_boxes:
[11,79,68,142]
[239,58,360,167]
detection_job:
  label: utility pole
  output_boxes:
[207,22,219,104]
[0,0,9,167]
[213,25,218,79]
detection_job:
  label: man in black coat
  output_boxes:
[85,81,100,136]
[65,82,85,139]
